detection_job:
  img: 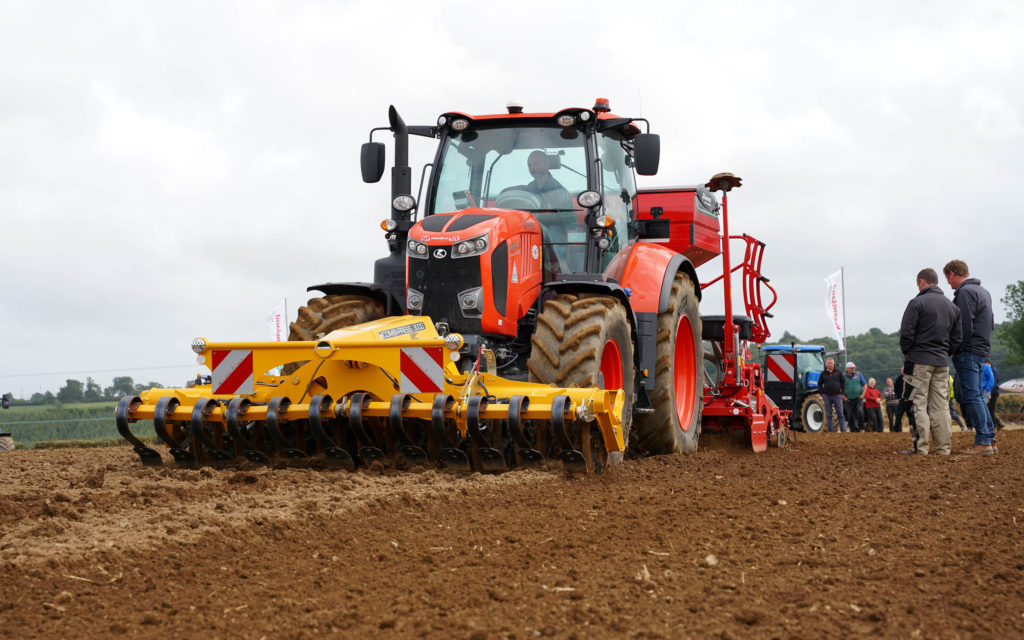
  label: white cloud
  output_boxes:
[2,0,1023,396]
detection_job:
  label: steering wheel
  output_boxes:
[495,188,542,211]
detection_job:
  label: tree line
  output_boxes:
[21,376,165,406]
[761,320,1024,383]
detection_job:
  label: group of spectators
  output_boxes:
[817,259,999,456]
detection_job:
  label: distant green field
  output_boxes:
[0,401,152,447]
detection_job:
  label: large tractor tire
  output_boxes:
[798,393,825,433]
[289,294,385,341]
[0,435,14,452]
[526,293,635,468]
[632,272,703,454]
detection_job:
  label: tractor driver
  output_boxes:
[525,150,572,211]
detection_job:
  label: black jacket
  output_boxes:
[818,367,844,395]
[952,278,993,357]
[899,285,962,366]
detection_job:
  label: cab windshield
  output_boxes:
[431,125,588,214]
[431,125,590,273]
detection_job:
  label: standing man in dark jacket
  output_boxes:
[818,357,847,433]
[899,268,962,455]
[943,259,996,454]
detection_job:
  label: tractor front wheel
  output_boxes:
[632,272,703,454]
[798,393,825,433]
[526,293,635,468]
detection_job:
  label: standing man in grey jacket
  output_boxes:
[943,259,996,454]
[899,268,962,455]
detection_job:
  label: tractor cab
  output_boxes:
[360,100,660,324]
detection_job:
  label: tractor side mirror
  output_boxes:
[361,142,386,183]
[633,134,660,176]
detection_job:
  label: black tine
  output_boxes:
[508,395,543,468]
[467,396,507,473]
[115,396,162,466]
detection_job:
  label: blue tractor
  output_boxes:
[761,344,826,432]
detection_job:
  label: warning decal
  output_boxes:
[765,353,796,383]
[211,349,255,395]
[400,347,444,394]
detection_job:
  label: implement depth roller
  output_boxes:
[117,316,624,474]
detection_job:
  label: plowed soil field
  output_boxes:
[2,428,1023,639]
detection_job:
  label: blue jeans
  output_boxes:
[953,352,995,446]
[823,394,847,432]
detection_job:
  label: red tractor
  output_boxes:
[295,98,788,460]
[117,98,788,472]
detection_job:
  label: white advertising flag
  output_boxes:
[824,270,845,351]
[266,299,287,342]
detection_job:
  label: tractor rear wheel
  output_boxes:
[526,293,634,466]
[798,393,825,433]
[632,272,703,454]
[0,435,14,452]
[289,294,385,341]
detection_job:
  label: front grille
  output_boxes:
[408,248,483,333]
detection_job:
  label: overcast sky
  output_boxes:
[2,0,1022,397]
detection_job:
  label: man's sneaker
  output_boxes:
[958,444,995,455]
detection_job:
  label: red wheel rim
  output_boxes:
[673,315,697,430]
[599,339,623,390]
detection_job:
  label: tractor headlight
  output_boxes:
[408,239,429,258]
[453,233,488,259]
[191,337,207,354]
[557,114,575,127]
[577,190,602,208]
[451,119,469,131]
[392,195,416,212]
[458,286,484,317]
[407,288,424,311]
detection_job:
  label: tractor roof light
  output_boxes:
[191,337,207,354]
[451,119,470,131]
[557,114,576,127]
[577,190,602,208]
[392,195,416,212]
[381,219,398,232]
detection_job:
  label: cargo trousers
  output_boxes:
[904,363,952,455]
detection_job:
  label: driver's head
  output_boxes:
[528,150,550,180]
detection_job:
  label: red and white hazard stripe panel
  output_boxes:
[400,347,444,394]
[765,353,795,383]
[211,349,255,395]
